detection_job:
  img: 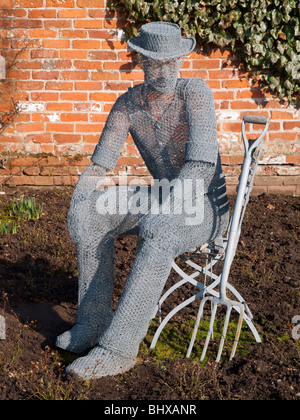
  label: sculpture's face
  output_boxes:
[142,56,182,93]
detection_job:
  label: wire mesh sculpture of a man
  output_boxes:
[56,22,230,379]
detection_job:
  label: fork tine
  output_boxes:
[230,306,245,361]
[216,304,232,363]
[200,301,218,362]
[186,296,208,358]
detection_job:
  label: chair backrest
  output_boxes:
[219,115,269,298]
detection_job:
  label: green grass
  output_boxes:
[142,312,256,364]
[0,196,43,235]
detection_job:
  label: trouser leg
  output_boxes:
[56,186,143,353]
[98,240,173,358]
[65,239,173,377]
[56,234,115,353]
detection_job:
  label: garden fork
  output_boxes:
[187,115,269,363]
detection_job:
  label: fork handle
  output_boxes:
[243,115,268,125]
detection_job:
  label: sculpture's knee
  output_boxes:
[67,198,111,245]
[139,219,177,255]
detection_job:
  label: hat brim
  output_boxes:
[127,36,196,61]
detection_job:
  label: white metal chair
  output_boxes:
[150,115,269,362]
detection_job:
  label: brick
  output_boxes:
[268,185,296,195]
[16,122,45,132]
[44,20,72,29]
[192,59,220,69]
[6,70,31,79]
[15,0,43,6]
[75,81,103,90]
[283,121,300,130]
[60,92,88,101]
[26,134,53,143]
[213,91,235,100]
[29,29,57,38]
[74,19,103,29]
[32,71,60,80]
[54,134,81,143]
[43,39,70,49]
[254,176,283,187]
[77,0,105,6]
[269,132,297,142]
[120,71,144,81]
[180,70,208,79]
[58,9,87,18]
[271,111,296,120]
[6,175,36,186]
[23,166,39,175]
[60,30,87,38]
[282,176,300,186]
[60,50,88,59]
[46,0,75,6]
[88,30,115,39]
[28,10,57,18]
[73,40,100,49]
[102,40,127,50]
[31,92,59,101]
[286,155,300,164]
[74,61,102,70]
[89,92,117,101]
[231,101,258,109]
[14,19,43,28]
[76,123,104,132]
[61,113,88,122]
[222,80,250,89]
[40,166,70,176]
[61,71,89,80]
[89,51,117,60]
[0,0,13,6]
[46,103,73,111]
[91,71,119,81]
[208,49,233,59]
[222,122,242,132]
[209,70,235,79]
[46,81,73,90]
[33,176,54,186]
[16,81,44,90]
[47,123,74,132]
[31,49,59,59]
[237,90,265,99]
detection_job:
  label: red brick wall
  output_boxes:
[0,0,299,195]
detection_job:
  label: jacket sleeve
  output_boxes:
[184,78,218,165]
[91,94,130,170]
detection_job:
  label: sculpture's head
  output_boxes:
[141,56,182,93]
[127,22,196,94]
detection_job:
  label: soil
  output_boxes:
[0,187,299,400]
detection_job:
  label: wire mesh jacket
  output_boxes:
[58,75,230,379]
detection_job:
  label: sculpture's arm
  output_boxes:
[91,94,130,170]
[180,77,218,185]
[71,95,130,201]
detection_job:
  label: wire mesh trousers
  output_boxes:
[63,187,229,379]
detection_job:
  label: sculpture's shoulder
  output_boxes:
[115,84,143,110]
[181,77,213,99]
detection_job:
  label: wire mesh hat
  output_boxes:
[127,21,196,61]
